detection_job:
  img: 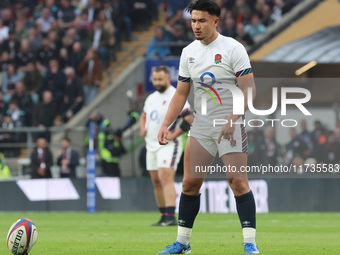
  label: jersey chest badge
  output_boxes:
[214,54,222,64]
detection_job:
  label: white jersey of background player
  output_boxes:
[140,66,191,227]
[144,85,190,152]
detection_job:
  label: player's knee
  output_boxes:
[151,177,162,188]
[229,178,249,195]
[182,179,201,195]
[158,170,174,186]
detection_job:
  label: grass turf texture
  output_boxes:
[1,212,340,254]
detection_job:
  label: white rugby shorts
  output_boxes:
[146,139,183,171]
[189,123,248,157]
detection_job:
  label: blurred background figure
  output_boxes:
[0,19,9,45]
[120,104,140,133]
[36,7,55,35]
[32,90,57,142]
[30,137,53,179]
[43,59,66,112]
[6,100,25,128]
[222,17,236,38]
[312,120,328,160]
[299,119,314,155]
[10,81,34,126]
[235,23,254,46]
[0,152,11,178]
[78,48,103,105]
[87,18,111,66]
[147,26,170,58]
[1,30,20,61]
[0,63,24,94]
[57,137,80,178]
[22,62,43,94]
[256,125,282,166]
[97,118,125,177]
[244,12,266,40]
[285,127,310,165]
[60,66,84,123]
[318,132,340,165]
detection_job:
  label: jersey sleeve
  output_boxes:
[231,44,252,77]
[178,48,191,83]
[143,96,149,113]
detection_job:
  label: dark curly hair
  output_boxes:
[186,0,221,17]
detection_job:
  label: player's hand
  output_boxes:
[139,128,147,137]
[217,121,236,144]
[158,125,169,145]
[166,132,176,141]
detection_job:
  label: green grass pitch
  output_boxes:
[1,212,340,254]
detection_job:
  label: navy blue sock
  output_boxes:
[178,193,200,228]
[165,206,176,220]
[159,207,166,221]
[235,190,256,229]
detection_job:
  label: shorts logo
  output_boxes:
[214,54,222,64]
[230,140,236,147]
[189,57,195,63]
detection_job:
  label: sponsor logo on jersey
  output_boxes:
[214,54,222,64]
[198,72,222,106]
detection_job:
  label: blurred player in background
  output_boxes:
[157,0,259,254]
[140,66,191,226]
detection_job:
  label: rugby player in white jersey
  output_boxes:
[156,0,260,254]
[140,66,191,227]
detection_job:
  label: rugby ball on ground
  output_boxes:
[7,218,37,255]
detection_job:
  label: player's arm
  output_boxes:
[139,112,147,137]
[158,80,191,145]
[218,73,256,143]
[167,109,192,140]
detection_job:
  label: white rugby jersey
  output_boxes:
[143,85,190,152]
[178,33,252,128]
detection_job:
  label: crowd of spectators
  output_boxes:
[248,119,340,173]
[0,0,157,156]
[147,0,302,57]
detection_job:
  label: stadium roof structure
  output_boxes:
[250,0,340,63]
[263,26,340,63]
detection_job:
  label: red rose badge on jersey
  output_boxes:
[214,54,222,64]
[230,140,236,147]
